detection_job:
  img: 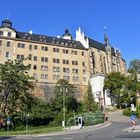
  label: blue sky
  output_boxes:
[0,0,140,66]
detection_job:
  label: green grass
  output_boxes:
[0,126,63,136]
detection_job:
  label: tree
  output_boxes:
[126,68,140,111]
[49,79,79,125]
[51,79,78,112]
[104,72,126,106]
[129,59,140,73]
[0,59,34,117]
[84,82,97,112]
[29,98,53,126]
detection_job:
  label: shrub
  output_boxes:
[123,108,131,116]
[123,108,140,118]
[67,111,103,127]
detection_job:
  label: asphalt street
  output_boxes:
[1,122,140,140]
[1,110,140,140]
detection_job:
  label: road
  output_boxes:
[1,110,140,140]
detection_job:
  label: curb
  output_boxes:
[27,122,111,137]
[123,125,140,133]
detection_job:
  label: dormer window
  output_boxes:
[0,31,3,36]
[8,32,11,37]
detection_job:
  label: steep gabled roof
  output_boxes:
[89,38,117,56]
[89,38,106,51]
[16,31,87,50]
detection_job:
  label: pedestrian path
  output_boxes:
[108,110,130,122]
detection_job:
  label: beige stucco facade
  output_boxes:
[0,19,126,100]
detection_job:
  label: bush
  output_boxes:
[67,111,103,127]
[123,108,140,118]
[123,108,131,116]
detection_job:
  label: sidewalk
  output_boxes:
[29,121,111,137]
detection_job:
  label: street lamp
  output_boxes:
[24,112,29,135]
[59,86,68,130]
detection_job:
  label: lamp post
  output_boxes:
[59,86,68,130]
[24,112,29,135]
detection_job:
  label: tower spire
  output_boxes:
[104,26,109,46]
[6,12,10,20]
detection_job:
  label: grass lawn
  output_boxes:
[0,126,63,136]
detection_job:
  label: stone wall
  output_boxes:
[32,82,87,101]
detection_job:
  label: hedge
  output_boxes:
[67,111,103,127]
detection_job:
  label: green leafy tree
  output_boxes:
[49,79,79,125]
[84,83,98,112]
[129,59,140,73]
[104,72,126,106]
[51,79,77,112]
[29,98,53,126]
[0,59,34,117]
[126,67,140,111]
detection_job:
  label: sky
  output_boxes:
[0,0,140,66]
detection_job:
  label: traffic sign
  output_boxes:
[7,118,10,125]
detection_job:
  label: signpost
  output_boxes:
[131,104,136,111]
[7,118,10,135]
[130,112,136,130]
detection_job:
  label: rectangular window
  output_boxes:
[82,62,85,67]
[7,41,10,47]
[73,76,79,82]
[72,61,78,65]
[81,52,84,56]
[5,52,10,58]
[45,46,48,51]
[41,57,44,62]
[53,48,59,52]
[28,54,32,60]
[41,57,48,62]
[83,69,86,74]
[17,43,25,48]
[41,65,48,71]
[41,46,44,51]
[63,68,69,73]
[8,32,11,37]
[17,54,20,60]
[53,67,60,72]
[41,74,48,80]
[71,50,77,55]
[21,55,24,60]
[34,45,38,50]
[0,31,3,36]
[33,73,37,79]
[16,54,24,60]
[0,40,2,46]
[53,58,59,63]
[63,49,69,54]
[34,56,37,61]
[33,65,37,70]
[63,60,69,64]
[72,68,78,74]
[53,75,60,80]
[41,46,48,51]
[29,44,32,50]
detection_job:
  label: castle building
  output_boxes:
[0,19,126,100]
